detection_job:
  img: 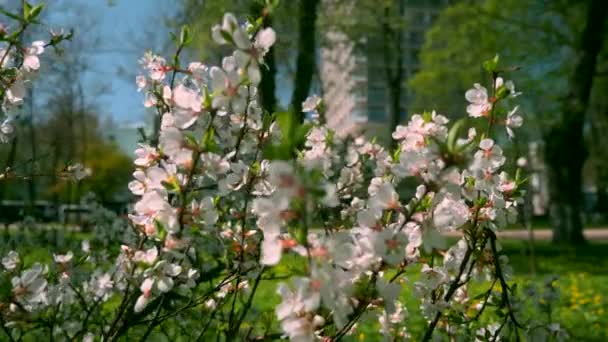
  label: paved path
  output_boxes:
[443,229,608,241]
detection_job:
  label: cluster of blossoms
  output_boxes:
[0,4,72,143]
[0,8,568,342]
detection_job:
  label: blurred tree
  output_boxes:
[545,0,608,244]
[409,0,608,245]
[291,0,320,120]
[48,138,132,203]
[0,105,132,205]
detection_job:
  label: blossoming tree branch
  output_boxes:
[0,2,567,341]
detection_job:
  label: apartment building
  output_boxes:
[320,0,450,137]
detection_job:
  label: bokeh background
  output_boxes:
[1,0,607,339]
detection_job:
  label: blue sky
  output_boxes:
[29,0,295,127]
[43,0,177,126]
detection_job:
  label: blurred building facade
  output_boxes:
[319,0,450,137]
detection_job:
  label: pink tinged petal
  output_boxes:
[506,127,515,139]
[234,50,250,68]
[173,84,202,112]
[134,294,149,312]
[128,180,145,195]
[210,67,227,92]
[479,138,494,150]
[232,97,247,114]
[212,96,230,110]
[222,56,237,71]
[465,84,488,104]
[165,264,182,277]
[248,65,261,85]
[156,276,174,292]
[495,77,504,89]
[23,55,40,71]
[173,109,199,130]
[222,13,238,31]
[261,237,282,265]
[31,41,45,55]
[357,209,379,228]
[136,75,146,90]
[162,85,172,103]
[144,93,157,108]
[232,28,251,50]
[7,81,25,104]
[140,278,154,292]
[211,25,226,44]
[256,28,276,50]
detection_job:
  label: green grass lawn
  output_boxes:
[507,215,608,230]
[501,241,608,341]
[2,229,607,341]
[240,239,608,341]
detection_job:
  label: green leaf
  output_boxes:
[169,31,178,44]
[0,275,12,301]
[28,4,44,21]
[483,54,500,73]
[183,131,199,149]
[295,224,307,245]
[23,2,32,20]
[202,126,218,152]
[392,145,401,163]
[446,118,466,153]
[179,25,191,46]
[220,29,235,45]
[275,111,294,143]
[422,110,433,122]
[294,123,311,146]
[0,9,22,22]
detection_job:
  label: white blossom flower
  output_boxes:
[0,118,15,143]
[134,277,154,313]
[53,251,73,264]
[234,27,276,84]
[505,105,523,138]
[210,57,248,114]
[433,193,470,231]
[465,83,492,118]
[6,80,25,104]
[12,264,48,309]
[276,278,322,341]
[65,163,92,181]
[302,94,322,112]
[23,40,45,72]
[2,251,19,271]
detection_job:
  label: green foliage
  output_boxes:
[23,2,43,22]
[408,0,587,132]
[77,141,133,202]
[263,111,311,160]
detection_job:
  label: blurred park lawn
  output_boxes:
[4,229,607,341]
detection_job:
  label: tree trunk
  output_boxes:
[590,107,608,219]
[26,85,36,214]
[381,3,404,147]
[252,3,277,113]
[0,136,18,201]
[388,77,402,142]
[544,0,608,245]
[291,0,319,122]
